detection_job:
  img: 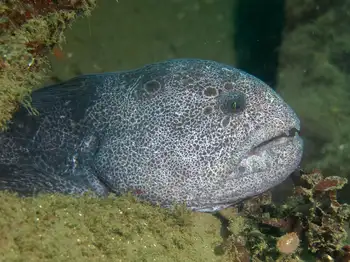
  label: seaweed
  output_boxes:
[219,169,350,261]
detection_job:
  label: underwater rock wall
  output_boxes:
[278,0,350,178]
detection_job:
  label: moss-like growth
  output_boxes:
[0,191,226,261]
[1,170,348,261]
[0,0,96,130]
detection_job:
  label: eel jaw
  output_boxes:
[251,127,300,153]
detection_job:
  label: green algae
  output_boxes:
[0,191,225,262]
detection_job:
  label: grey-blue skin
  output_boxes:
[0,59,303,212]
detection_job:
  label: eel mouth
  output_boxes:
[194,128,302,213]
[251,127,300,152]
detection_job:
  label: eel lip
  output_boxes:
[252,127,300,151]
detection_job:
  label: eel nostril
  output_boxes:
[287,127,300,137]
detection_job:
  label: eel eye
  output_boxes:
[218,91,246,114]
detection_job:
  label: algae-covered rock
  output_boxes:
[0,191,226,262]
[0,0,96,130]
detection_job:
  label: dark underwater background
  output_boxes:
[47,0,350,204]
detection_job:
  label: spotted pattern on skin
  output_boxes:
[0,59,303,212]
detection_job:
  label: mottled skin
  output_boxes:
[0,59,303,212]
